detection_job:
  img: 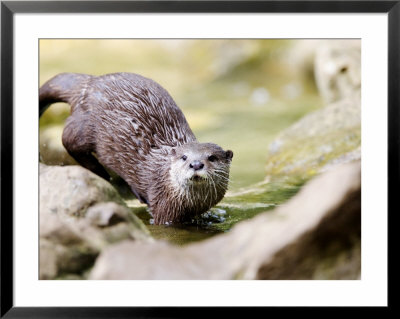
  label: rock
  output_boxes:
[39,239,59,280]
[86,202,127,227]
[39,125,77,166]
[314,40,360,104]
[265,92,360,180]
[39,164,151,279]
[39,212,99,279]
[282,39,321,80]
[89,161,360,280]
[85,202,150,243]
[282,39,360,103]
[40,163,124,218]
[40,238,97,280]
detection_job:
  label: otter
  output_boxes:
[39,72,233,225]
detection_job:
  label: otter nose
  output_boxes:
[189,160,204,171]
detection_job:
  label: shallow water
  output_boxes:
[125,177,304,245]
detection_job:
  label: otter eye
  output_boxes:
[181,155,187,161]
[208,155,217,162]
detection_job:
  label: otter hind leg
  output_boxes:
[62,116,110,181]
[69,150,111,181]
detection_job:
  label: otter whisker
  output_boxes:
[211,171,231,183]
[207,172,218,200]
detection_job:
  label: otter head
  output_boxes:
[168,142,233,207]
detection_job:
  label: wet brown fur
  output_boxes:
[39,72,233,224]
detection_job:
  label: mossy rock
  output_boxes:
[265,92,360,181]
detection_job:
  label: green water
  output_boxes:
[124,176,304,245]
[40,39,324,245]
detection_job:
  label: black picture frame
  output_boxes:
[1,1,396,317]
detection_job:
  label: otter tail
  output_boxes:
[39,73,91,117]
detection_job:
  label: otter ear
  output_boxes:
[225,150,233,160]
